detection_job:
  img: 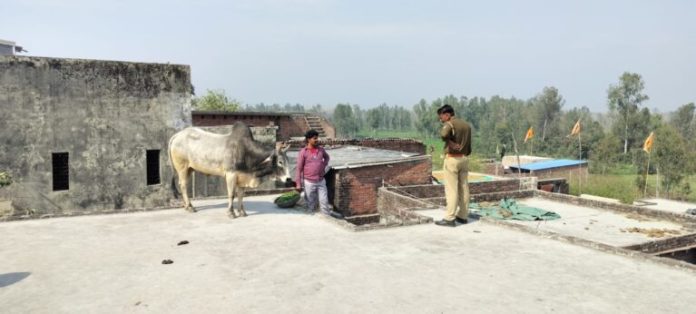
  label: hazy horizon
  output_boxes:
[2,0,695,113]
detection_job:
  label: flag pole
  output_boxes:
[644,152,651,197]
[656,165,659,198]
[578,132,582,160]
[578,132,582,194]
[511,131,522,181]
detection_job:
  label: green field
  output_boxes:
[568,174,696,204]
[357,130,696,204]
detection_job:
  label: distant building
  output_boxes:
[508,159,588,181]
[0,39,26,55]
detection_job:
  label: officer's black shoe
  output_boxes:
[455,217,469,224]
[435,219,456,227]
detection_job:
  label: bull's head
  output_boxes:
[260,142,292,185]
[275,142,292,184]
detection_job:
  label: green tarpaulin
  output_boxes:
[470,198,561,221]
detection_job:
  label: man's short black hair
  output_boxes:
[305,129,319,139]
[437,104,455,115]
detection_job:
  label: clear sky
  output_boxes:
[2,0,695,112]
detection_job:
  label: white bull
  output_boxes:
[168,123,291,217]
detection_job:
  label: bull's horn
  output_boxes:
[261,155,273,165]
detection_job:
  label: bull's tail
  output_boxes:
[168,133,180,199]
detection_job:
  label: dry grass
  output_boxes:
[620,227,681,238]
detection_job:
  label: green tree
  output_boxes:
[670,102,695,141]
[653,125,689,197]
[192,89,241,111]
[413,99,438,137]
[332,104,358,138]
[590,133,622,174]
[607,72,649,154]
[352,104,364,131]
[535,86,564,142]
[365,107,381,131]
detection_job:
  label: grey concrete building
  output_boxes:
[0,56,192,218]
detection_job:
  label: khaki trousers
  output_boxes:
[443,155,469,221]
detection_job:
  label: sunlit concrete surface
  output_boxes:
[637,198,696,215]
[1,195,695,313]
[502,197,695,247]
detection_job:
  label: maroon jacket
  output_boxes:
[295,146,330,188]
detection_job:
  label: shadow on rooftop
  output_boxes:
[0,272,31,288]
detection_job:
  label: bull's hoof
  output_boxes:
[239,211,248,217]
[185,206,197,213]
[228,211,238,219]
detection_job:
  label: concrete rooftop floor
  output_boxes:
[1,194,695,313]
[638,197,696,215]
[500,197,695,247]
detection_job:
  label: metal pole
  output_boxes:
[511,131,522,179]
[656,165,659,198]
[644,153,651,197]
[578,133,582,194]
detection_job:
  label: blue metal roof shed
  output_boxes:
[509,159,587,172]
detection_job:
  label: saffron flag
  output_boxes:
[524,127,534,143]
[570,120,581,136]
[643,132,655,153]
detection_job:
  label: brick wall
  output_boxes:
[377,187,439,211]
[382,177,534,209]
[532,165,588,181]
[390,177,524,200]
[281,115,307,140]
[192,112,336,141]
[287,138,426,154]
[332,162,530,217]
[333,157,432,216]
[481,161,505,176]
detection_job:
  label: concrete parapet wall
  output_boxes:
[333,156,432,216]
[0,56,191,219]
[286,138,425,155]
[536,191,696,226]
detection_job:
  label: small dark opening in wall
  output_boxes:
[146,149,160,185]
[52,152,69,191]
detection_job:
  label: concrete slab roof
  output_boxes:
[501,155,552,169]
[1,194,695,312]
[497,197,695,247]
[636,198,696,215]
[288,145,421,171]
[510,159,588,171]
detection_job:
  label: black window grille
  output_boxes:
[52,152,69,191]
[146,149,160,185]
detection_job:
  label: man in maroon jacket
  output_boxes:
[295,130,343,218]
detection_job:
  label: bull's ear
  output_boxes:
[261,155,273,165]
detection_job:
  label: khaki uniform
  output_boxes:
[440,117,472,221]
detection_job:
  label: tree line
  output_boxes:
[193,72,696,197]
